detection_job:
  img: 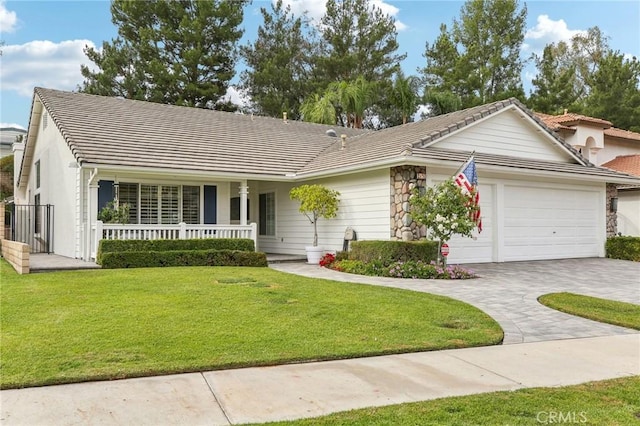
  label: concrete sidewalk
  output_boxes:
[2,334,638,425]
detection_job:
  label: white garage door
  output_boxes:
[503,185,601,261]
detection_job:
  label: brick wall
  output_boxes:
[1,239,30,274]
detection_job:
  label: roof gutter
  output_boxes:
[79,162,298,182]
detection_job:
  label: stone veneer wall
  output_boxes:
[390,166,426,241]
[606,183,618,237]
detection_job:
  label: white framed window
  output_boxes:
[182,186,200,224]
[161,185,180,224]
[259,192,276,236]
[35,160,41,189]
[140,184,159,224]
[115,183,201,225]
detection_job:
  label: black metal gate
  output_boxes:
[9,204,54,254]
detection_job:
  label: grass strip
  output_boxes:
[538,292,640,330]
[256,376,640,425]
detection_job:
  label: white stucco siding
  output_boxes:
[435,110,573,163]
[597,139,640,166]
[28,110,79,258]
[617,190,640,236]
[256,169,390,255]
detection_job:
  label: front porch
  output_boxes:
[90,221,258,260]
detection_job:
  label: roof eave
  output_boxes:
[80,162,298,182]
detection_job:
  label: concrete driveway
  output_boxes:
[271,258,640,344]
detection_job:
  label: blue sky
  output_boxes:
[1,0,639,129]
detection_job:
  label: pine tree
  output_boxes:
[239,0,317,120]
[80,0,246,108]
[421,0,527,112]
[316,0,406,84]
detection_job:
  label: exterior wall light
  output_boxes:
[610,197,618,213]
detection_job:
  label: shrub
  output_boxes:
[349,240,438,265]
[333,259,476,280]
[100,249,268,269]
[97,238,255,264]
[606,236,640,262]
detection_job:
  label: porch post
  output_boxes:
[239,181,249,226]
[87,182,99,260]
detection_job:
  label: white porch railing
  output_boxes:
[91,221,258,259]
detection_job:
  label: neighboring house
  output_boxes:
[1,127,27,158]
[601,155,640,236]
[537,112,640,236]
[13,88,640,264]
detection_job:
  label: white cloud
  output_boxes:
[221,85,250,108]
[524,14,586,54]
[0,122,26,130]
[0,0,17,33]
[1,39,96,97]
[279,0,407,31]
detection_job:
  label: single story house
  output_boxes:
[537,112,640,236]
[12,88,640,264]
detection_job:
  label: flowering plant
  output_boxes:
[410,180,478,243]
[410,180,479,265]
[319,253,336,268]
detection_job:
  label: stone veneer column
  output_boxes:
[390,166,426,241]
[606,183,618,237]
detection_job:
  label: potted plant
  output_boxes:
[289,184,340,264]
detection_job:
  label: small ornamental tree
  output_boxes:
[98,201,130,224]
[410,180,479,264]
[289,184,340,247]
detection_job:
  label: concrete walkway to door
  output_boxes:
[271,258,640,344]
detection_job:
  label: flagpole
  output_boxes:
[454,150,476,176]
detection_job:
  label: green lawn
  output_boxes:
[258,376,640,425]
[0,260,502,389]
[538,292,640,330]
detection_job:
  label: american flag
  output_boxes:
[454,156,482,233]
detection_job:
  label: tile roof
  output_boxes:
[29,88,640,186]
[602,155,640,177]
[34,88,369,176]
[536,112,612,130]
[536,112,640,144]
[300,98,588,174]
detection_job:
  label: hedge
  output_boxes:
[349,240,439,265]
[100,249,268,269]
[97,238,255,264]
[606,236,640,262]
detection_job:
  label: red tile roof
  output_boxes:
[602,155,640,177]
[536,112,612,130]
[536,112,640,143]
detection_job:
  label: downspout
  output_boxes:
[85,168,99,261]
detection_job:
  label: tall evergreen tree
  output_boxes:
[583,51,640,132]
[528,44,581,114]
[239,0,318,120]
[421,0,527,112]
[316,0,406,84]
[80,0,246,108]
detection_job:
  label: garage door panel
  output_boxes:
[503,185,600,261]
